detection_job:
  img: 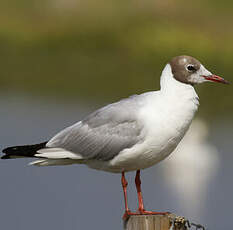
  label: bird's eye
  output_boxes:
[187,65,196,72]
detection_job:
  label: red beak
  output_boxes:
[203,75,229,84]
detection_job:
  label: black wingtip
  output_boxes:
[1,146,15,159]
[2,146,14,154]
[1,154,11,159]
[1,141,48,159]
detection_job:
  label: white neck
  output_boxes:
[158,64,200,147]
[160,64,199,101]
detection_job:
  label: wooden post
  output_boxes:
[124,215,171,230]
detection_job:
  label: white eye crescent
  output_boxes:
[187,65,196,72]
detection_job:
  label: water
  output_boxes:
[0,93,232,230]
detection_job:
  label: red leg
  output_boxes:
[135,170,170,215]
[135,170,145,212]
[121,172,130,213]
[121,172,136,219]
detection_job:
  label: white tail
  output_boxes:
[29,159,78,166]
[35,148,83,159]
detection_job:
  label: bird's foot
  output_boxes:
[137,209,170,215]
[123,209,170,220]
[122,210,139,220]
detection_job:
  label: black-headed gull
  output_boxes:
[2,55,229,219]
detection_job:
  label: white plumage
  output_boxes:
[3,55,227,175]
[32,64,200,172]
[2,55,228,217]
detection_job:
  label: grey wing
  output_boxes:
[46,95,145,161]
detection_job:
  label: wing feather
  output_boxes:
[47,95,145,161]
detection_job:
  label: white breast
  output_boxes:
[108,64,199,172]
[141,90,199,164]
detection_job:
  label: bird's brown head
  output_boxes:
[169,55,229,85]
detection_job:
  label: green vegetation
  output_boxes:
[0,0,232,119]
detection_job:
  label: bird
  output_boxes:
[1,55,229,219]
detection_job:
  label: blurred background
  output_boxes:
[0,0,232,229]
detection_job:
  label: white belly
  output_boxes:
[87,83,199,173]
[107,125,189,172]
[87,130,187,173]
[87,96,198,173]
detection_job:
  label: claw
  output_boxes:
[137,209,170,215]
[123,209,170,220]
[122,210,138,220]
